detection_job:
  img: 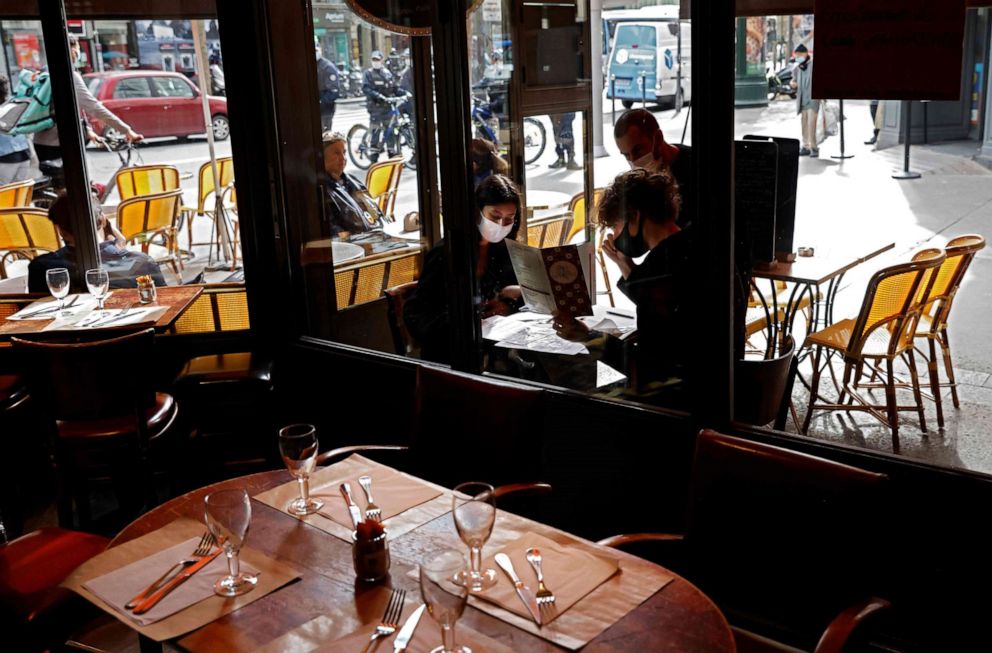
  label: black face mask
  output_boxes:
[613,218,648,258]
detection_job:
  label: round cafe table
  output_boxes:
[526,189,572,211]
[82,470,734,653]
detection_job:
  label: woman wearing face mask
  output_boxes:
[404,174,523,363]
[554,168,691,399]
[789,44,819,157]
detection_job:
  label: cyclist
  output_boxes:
[362,50,402,163]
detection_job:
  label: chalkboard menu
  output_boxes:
[744,135,798,260]
[735,140,778,267]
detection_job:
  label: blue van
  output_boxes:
[605,19,691,109]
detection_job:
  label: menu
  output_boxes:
[505,239,595,316]
[735,139,779,267]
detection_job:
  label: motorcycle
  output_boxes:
[767,60,797,101]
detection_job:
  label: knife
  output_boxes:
[87,303,135,328]
[494,553,542,626]
[131,547,223,614]
[339,482,363,528]
[19,295,77,319]
[393,603,426,652]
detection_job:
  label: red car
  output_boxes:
[82,71,230,141]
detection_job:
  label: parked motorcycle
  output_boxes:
[767,60,797,101]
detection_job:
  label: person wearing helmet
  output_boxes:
[315,39,342,131]
[362,50,401,162]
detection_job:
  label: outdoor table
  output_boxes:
[526,190,572,211]
[0,286,202,341]
[70,465,735,653]
[301,233,421,267]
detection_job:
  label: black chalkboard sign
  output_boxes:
[744,135,799,259]
[735,140,778,267]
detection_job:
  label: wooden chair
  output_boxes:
[384,281,419,356]
[565,188,604,243]
[114,164,180,201]
[801,249,945,444]
[0,179,34,209]
[0,527,108,652]
[116,188,184,273]
[181,157,235,250]
[526,214,573,248]
[914,234,986,428]
[0,208,60,279]
[11,329,179,528]
[334,248,421,310]
[365,157,404,222]
[598,429,891,653]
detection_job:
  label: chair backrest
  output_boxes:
[11,328,157,423]
[117,189,183,242]
[0,179,34,209]
[565,188,604,243]
[921,234,986,331]
[686,429,889,640]
[527,214,573,248]
[384,281,419,355]
[169,284,250,334]
[334,249,421,310]
[734,336,795,426]
[115,164,181,202]
[196,157,235,214]
[365,157,403,220]
[413,365,545,487]
[847,250,945,358]
[0,208,59,252]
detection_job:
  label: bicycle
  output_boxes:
[347,96,417,171]
[471,92,546,165]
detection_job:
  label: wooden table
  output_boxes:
[0,286,202,341]
[76,469,734,653]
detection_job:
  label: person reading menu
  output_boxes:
[404,174,523,363]
[554,168,691,401]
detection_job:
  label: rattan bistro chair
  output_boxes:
[181,157,235,250]
[116,188,184,273]
[0,208,60,279]
[0,179,34,209]
[801,249,945,443]
[114,164,180,201]
[526,214,573,248]
[914,235,986,428]
[365,157,404,222]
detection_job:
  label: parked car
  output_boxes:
[82,71,230,141]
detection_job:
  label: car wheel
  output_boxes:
[211,114,230,141]
[621,100,634,109]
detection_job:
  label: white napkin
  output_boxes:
[7,293,108,320]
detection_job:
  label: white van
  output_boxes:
[606,20,691,109]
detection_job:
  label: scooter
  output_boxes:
[767,60,797,101]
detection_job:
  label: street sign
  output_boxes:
[67,20,86,37]
[482,0,501,22]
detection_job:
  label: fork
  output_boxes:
[526,547,556,605]
[359,587,406,653]
[88,303,134,327]
[358,475,382,522]
[124,532,215,609]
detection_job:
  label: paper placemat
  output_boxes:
[43,305,166,331]
[254,455,448,542]
[83,536,260,626]
[62,518,301,642]
[6,292,108,320]
[475,531,619,625]
[311,618,513,653]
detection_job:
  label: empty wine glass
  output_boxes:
[452,482,497,591]
[85,268,110,310]
[204,488,257,597]
[420,550,472,653]
[46,268,70,315]
[278,424,323,516]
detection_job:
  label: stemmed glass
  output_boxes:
[451,482,497,591]
[204,488,258,597]
[85,268,110,310]
[45,268,70,315]
[420,550,472,653]
[278,424,323,516]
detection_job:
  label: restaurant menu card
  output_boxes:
[505,239,595,316]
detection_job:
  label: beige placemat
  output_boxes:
[467,529,674,650]
[312,619,513,653]
[475,531,619,625]
[254,455,448,542]
[62,518,301,642]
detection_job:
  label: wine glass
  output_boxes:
[45,268,70,315]
[451,482,497,591]
[204,488,258,597]
[420,550,472,653]
[278,424,323,516]
[85,268,110,310]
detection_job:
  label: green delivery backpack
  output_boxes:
[0,69,55,134]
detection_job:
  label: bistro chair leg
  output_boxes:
[838,361,854,406]
[939,328,960,409]
[885,358,900,447]
[926,338,945,428]
[905,349,927,433]
[802,344,824,434]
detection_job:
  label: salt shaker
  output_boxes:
[136,275,157,304]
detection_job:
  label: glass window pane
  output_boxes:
[152,75,194,98]
[111,76,151,98]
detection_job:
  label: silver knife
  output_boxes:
[393,603,426,652]
[494,553,542,625]
[339,482,363,528]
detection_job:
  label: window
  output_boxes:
[152,75,194,98]
[111,76,151,99]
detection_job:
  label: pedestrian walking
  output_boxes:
[362,50,400,163]
[315,40,341,132]
[549,112,581,170]
[866,99,881,146]
[789,44,819,158]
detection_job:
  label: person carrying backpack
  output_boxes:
[0,74,35,185]
[32,35,142,163]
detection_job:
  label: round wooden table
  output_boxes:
[92,470,734,652]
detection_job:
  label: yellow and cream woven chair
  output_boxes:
[0,179,34,209]
[0,208,60,279]
[365,157,404,223]
[334,249,421,310]
[114,164,180,201]
[116,189,184,274]
[181,157,235,250]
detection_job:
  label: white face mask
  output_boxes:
[477,213,513,243]
[627,134,661,171]
[372,61,383,70]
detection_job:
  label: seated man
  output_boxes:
[554,168,691,402]
[28,191,166,293]
[320,131,385,237]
